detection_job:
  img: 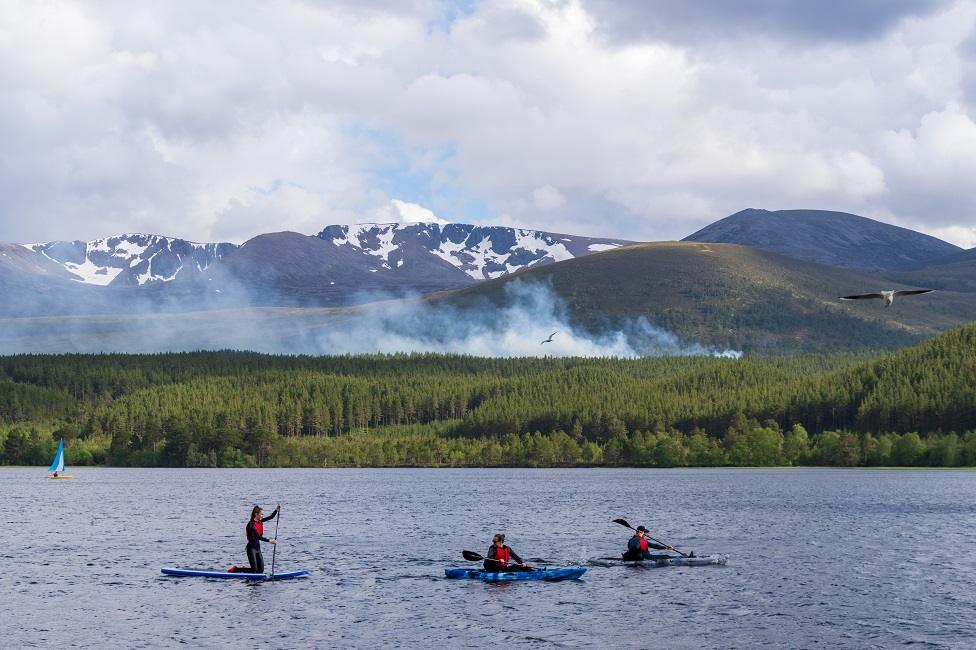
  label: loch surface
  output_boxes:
[4,468,975,648]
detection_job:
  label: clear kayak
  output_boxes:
[590,554,728,568]
[161,568,309,581]
[445,566,587,582]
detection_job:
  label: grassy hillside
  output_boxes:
[431,242,976,353]
[884,248,976,294]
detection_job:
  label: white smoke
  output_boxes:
[0,279,742,358]
[303,279,741,358]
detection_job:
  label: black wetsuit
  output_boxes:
[622,534,668,561]
[245,508,279,573]
[484,545,533,572]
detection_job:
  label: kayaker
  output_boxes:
[485,533,532,572]
[243,503,279,573]
[622,525,668,561]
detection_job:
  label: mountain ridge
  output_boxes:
[683,208,960,273]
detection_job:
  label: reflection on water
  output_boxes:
[5,468,976,648]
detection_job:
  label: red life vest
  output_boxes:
[494,545,511,563]
[637,536,648,552]
[246,519,264,542]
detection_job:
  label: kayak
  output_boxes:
[445,567,586,582]
[160,568,309,581]
[591,554,728,568]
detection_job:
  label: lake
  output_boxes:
[4,468,975,648]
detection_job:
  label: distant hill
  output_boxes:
[883,247,976,293]
[683,208,960,273]
[0,243,105,317]
[430,241,976,353]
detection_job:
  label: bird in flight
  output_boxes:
[840,289,935,307]
[541,331,557,344]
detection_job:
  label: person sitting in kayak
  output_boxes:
[485,533,533,572]
[622,525,668,561]
[230,504,279,573]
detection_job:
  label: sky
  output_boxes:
[1,0,975,247]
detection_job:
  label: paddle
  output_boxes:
[269,504,281,579]
[462,549,533,569]
[612,518,689,557]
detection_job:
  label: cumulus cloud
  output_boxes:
[580,0,951,45]
[0,0,975,247]
[371,199,449,225]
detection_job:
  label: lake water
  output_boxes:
[4,468,976,648]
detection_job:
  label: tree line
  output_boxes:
[0,323,973,468]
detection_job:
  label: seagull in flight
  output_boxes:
[541,331,557,344]
[840,289,935,307]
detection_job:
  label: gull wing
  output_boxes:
[840,293,884,300]
[894,289,935,297]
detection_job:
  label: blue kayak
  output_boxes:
[445,567,586,582]
[161,568,309,581]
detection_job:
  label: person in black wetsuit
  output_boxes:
[244,503,279,573]
[622,525,668,561]
[484,533,533,572]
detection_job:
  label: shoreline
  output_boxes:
[7,465,976,471]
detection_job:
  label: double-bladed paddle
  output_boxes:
[612,518,689,557]
[462,549,532,569]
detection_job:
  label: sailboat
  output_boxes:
[47,439,72,479]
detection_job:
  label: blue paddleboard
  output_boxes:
[161,568,309,581]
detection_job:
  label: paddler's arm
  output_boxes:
[509,549,525,565]
[261,505,280,523]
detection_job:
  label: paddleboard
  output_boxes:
[160,568,309,581]
[46,475,74,479]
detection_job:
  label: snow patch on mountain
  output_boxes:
[317,222,630,281]
[64,257,125,285]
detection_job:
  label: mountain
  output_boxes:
[13,224,633,312]
[5,240,976,355]
[24,234,236,286]
[315,222,627,281]
[429,241,976,353]
[683,208,960,273]
[0,243,106,317]
[883,247,976,293]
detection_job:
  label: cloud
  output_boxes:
[373,199,449,224]
[532,185,566,210]
[579,0,952,45]
[0,0,975,247]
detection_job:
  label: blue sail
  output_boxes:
[49,439,65,473]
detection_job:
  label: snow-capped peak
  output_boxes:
[26,234,237,286]
[316,222,629,280]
